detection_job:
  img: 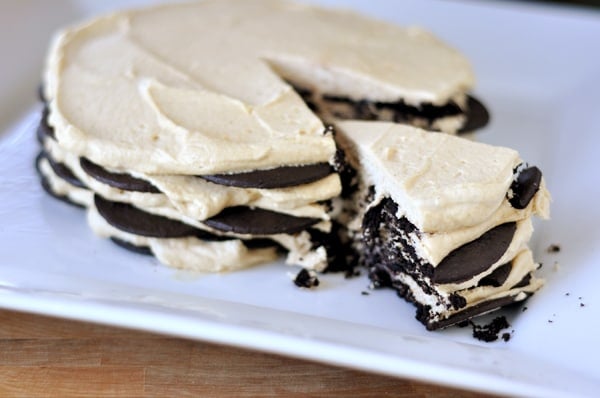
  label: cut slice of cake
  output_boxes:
[336,121,550,329]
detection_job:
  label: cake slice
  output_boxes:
[336,121,550,329]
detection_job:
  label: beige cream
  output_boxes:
[44,137,340,222]
[87,206,279,272]
[43,0,474,175]
[337,121,550,234]
[38,151,331,271]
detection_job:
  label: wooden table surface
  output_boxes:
[0,310,499,397]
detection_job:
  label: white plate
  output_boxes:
[1,1,600,396]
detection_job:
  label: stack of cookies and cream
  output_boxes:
[36,0,550,330]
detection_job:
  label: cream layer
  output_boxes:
[38,157,93,207]
[44,137,340,222]
[337,121,550,234]
[397,249,544,321]
[43,0,474,175]
[39,155,331,271]
[87,206,278,272]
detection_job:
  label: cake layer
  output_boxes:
[391,250,543,330]
[36,153,91,208]
[80,157,161,193]
[38,151,86,189]
[42,128,340,222]
[203,206,320,235]
[36,148,338,272]
[362,196,535,287]
[84,154,335,192]
[201,163,334,189]
[87,204,279,272]
[336,121,550,233]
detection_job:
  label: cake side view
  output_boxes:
[335,121,550,330]
[34,0,549,330]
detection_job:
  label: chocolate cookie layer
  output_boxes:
[37,171,86,209]
[477,262,512,288]
[94,195,227,240]
[110,237,153,256]
[321,94,465,122]
[432,222,517,284]
[35,152,87,209]
[294,84,489,134]
[460,96,490,133]
[363,198,522,288]
[422,294,526,331]
[37,151,87,189]
[35,109,342,273]
[80,158,161,193]
[37,108,55,142]
[204,206,321,235]
[201,163,334,189]
[362,195,538,330]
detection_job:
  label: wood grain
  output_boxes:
[0,310,498,397]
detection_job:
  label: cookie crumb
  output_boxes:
[471,316,510,342]
[547,244,561,253]
[522,306,528,312]
[580,303,585,307]
[293,269,320,288]
[361,291,369,296]
[457,320,471,328]
[501,332,511,342]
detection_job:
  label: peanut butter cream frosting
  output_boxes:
[336,121,550,234]
[43,0,474,175]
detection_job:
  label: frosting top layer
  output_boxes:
[44,0,474,174]
[337,121,549,232]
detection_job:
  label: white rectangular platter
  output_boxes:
[1,1,600,396]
